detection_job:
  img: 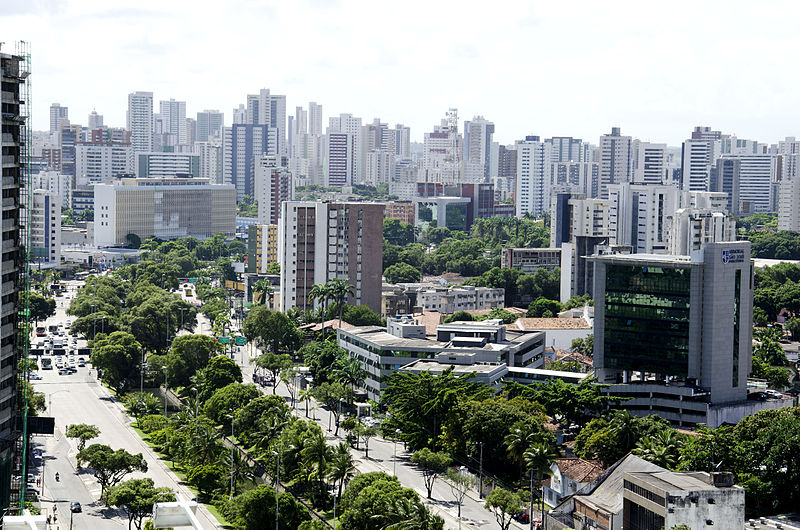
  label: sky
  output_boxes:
[4,0,800,147]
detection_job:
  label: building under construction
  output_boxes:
[1,43,31,510]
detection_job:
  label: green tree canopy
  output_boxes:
[384,262,421,284]
[66,424,101,451]
[91,331,142,393]
[107,478,174,530]
[77,444,148,501]
[198,355,242,402]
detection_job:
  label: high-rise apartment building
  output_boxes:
[463,116,495,181]
[325,132,354,187]
[515,136,552,217]
[590,241,754,427]
[393,124,411,158]
[1,51,26,507]
[49,103,68,134]
[255,155,293,226]
[246,89,287,155]
[94,178,235,246]
[422,109,461,184]
[546,136,585,163]
[598,127,633,198]
[75,137,134,185]
[127,91,154,153]
[328,114,363,183]
[196,138,223,184]
[714,154,775,214]
[32,171,72,209]
[667,208,735,255]
[87,110,103,131]
[136,152,200,179]
[246,224,279,274]
[196,110,224,142]
[59,122,81,185]
[681,126,722,192]
[222,124,278,199]
[158,99,187,145]
[278,201,384,314]
[308,102,323,136]
[30,189,61,266]
[632,141,668,184]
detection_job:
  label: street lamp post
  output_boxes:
[393,429,402,476]
[458,466,467,530]
[162,367,169,459]
[225,415,234,499]
[192,387,199,436]
[478,441,484,498]
[271,450,280,530]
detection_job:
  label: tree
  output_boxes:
[527,296,562,318]
[187,464,225,499]
[356,423,378,458]
[312,382,349,436]
[254,351,293,394]
[107,478,174,530]
[203,383,261,425]
[66,424,101,452]
[28,292,56,325]
[523,442,559,517]
[484,488,524,530]
[442,311,474,324]
[570,334,594,357]
[328,442,357,501]
[339,473,434,530]
[223,449,256,496]
[328,278,355,327]
[410,448,452,499]
[252,279,273,306]
[125,233,142,249]
[243,306,303,359]
[384,262,421,284]
[124,393,162,420]
[77,444,148,501]
[333,355,367,402]
[230,484,311,530]
[308,282,332,336]
[383,218,415,246]
[301,427,332,502]
[633,429,684,469]
[447,467,476,525]
[341,305,384,327]
[91,332,142,393]
[484,307,519,324]
[165,334,223,389]
[198,355,242,401]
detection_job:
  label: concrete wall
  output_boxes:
[666,487,745,529]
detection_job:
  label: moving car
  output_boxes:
[70,501,81,513]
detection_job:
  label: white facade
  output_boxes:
[246,89,287,155]
[30,189,61,265]
[328,113,363,183]
[393,124,411,158]
[608,183,682,254]
[49,103,68,135]
[196,109,224,143]
[364,150,393,186]
[127,91,154,153]
[667,208,736,255]
[632,141,667,184]
[718,154,776,213]
[308,101,323,136]
[75,143,135,185]
[463,116,494,181]
[255,155,293,226]
[93,178,236,246]
[423,109,461,184]
[416,286,505,313]
[159,99,187,145]
[779,175,800,231]
[325,132,354,187]
[515,137,552,217]
[87,110,103,131]
[682,138,719,192]
[599,127,633,198]
[136,152,199,179]
[32,171,72,209]
[196,139,223,184]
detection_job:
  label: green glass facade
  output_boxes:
[604,264,691,376]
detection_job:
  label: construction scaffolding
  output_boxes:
[14,40,32,511]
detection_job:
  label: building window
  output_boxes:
[733,269,741,387]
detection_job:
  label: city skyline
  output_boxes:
[5,0,800,145]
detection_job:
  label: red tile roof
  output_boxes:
[555,458,605,483]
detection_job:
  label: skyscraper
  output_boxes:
[328,114,363,183]
[325,132,354,187]
[255,156,293,226]
[598,127,633,198]
[279,201,384,314]
[222,124,278,199]
[308,101,323,136]
[159,99,187,145]
[632,141,668,184]
[515,136,551,217]
[196,109,224,143]
[681,126,722,192]
[463,116,495,182]
[127,91,154,153]
[49,103,68,134]
[246,89,287,155]
[88,110,103,131]
[422,109,461,184]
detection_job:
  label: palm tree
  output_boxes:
[333,355,367,404]
[504,422,544,473]
[327,278,355,328]
[633,429,682,469]
[253,279,273,307]
[301,430,332,502]
[327,442,357,501]
[189,423,224,466]
[252,415,288,456]
[607,409,638,451]
[309,283,331,336]
[382,497,445,530]
[523,442,560,520]
[223,449,256,495]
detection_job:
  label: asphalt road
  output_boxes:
[32,280,222,530]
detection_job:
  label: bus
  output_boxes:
[35,327,46,337]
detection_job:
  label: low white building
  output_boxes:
[416,285,504,313]
[543,458,605,508]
